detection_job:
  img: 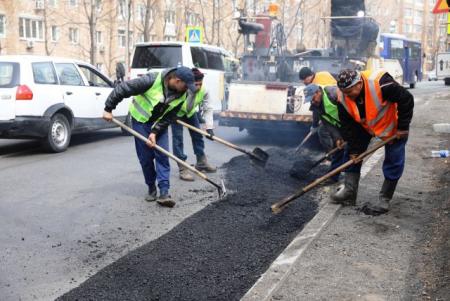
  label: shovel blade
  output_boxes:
[217,180,227,200]
[251,147,269,167]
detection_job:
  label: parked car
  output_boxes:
[426,69,437,81]
[0,55,131,152]
[130,41,236,111]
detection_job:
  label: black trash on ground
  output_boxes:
[58,148,330,301]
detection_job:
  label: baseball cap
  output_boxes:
[303,84,321,103]
[337,69,361,89]
[174,66,197,92]
[192,68,205,81]
[299,67,314,80]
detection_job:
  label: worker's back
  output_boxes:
[313,71,337,86]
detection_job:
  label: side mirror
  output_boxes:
[115,62,126,83]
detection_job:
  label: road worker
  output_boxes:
[103,66,196,208]
[299,66,337,86]
[332,69,414,215]
[171,68,216,181]
[304,83,345,182]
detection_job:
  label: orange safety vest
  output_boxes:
[339,70,398,139]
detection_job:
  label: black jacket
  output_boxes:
[104,68,185,135]
[337,73,414,154]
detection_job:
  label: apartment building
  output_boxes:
[0,0,240,76]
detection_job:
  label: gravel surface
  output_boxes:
[57,148,327,300]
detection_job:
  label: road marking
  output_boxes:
[241,147,385,301]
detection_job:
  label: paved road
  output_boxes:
[0,81,447,300]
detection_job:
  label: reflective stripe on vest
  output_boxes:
[177,86,206,118]
[129,73,186,123]
[321,88,341,127]
[339,70,398,139]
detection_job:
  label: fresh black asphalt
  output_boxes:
[57,147,327,301]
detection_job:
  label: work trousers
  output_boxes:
[171,113,205,162]
[317,124,345,181]
[346,136,408,181]
[132,118,170,193]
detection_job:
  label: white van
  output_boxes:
[0,55,131,152]
[130,42,233,111]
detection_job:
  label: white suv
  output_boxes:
[0,56,131,152]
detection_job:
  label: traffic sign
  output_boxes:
[186,26,204,43]
[433,0,450,14]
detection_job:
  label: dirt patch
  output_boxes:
[57,148,329,301]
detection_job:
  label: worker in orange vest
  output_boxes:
[331,69,414,215]
[299,66,337,86]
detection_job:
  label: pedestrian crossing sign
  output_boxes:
[186,26,203,43]
[433,0,450,14]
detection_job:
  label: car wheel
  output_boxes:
[43,113,71,153]
[121,113,132,136]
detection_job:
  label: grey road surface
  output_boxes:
[0,81,447,300]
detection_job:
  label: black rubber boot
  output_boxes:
[361,179,398,216]
[331,172,360,206]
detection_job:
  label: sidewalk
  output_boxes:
[244,88,450,300]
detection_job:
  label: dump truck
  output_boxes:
[219,0,382,135]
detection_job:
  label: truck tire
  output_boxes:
[445,78,450,86]
[42,113,72,153]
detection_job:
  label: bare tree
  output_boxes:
[135,0,158,42]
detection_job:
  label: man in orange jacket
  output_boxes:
[331,69,414,215]
[299,66,337,86]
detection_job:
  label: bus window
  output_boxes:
[411,43,421,59]
[390,39,404,59]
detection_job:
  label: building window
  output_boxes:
[118,29,126,47]
[48,0,58,7]
[186,12,199,26]
[164,10,176,25]
[0,15,5,37]
[118,0,128,20]
[96,63,103,72]
[69,27,79,44]
[404,8,412,17]
[164,35,176,41]
[69,0,77,7]
[51,25,59,41]
[95,0,102,12]
[414,24,422,33]
[96,31,102,45]
[19,17,44,40]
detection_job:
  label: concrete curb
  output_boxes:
[241,147,385,301]
[241,202,342,301]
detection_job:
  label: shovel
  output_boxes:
[176,119,269,167]
[271,135,397,214]
[112,117,227,200]
[302,142,347,176]
[295,128,317,154]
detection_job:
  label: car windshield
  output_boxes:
[0,62,20,88]
[132,45,182,69]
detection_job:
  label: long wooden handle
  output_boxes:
[112,118,211,182]
[272,135,396,213]
[176,119,251,154]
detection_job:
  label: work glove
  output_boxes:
[206,129,214,141]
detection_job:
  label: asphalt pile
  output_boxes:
[58,147,328,301]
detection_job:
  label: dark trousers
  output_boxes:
[346,136,407,181]
[132,118,170,192]
[171,113,205,162]
[318,125,345,181]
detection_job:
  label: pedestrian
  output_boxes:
[304,83,345,182]
[171,68,216,181]
[103,66,197,208]
[332,69,414,215]
[299,66,337,86]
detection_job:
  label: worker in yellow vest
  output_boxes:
[171,68,216,181]
[103,67,196,208]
